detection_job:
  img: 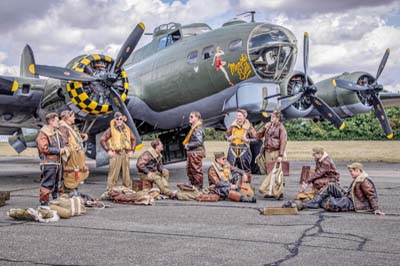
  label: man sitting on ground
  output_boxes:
[208,152,256,203]
[301,146,340,194]
[297,162,385,215]
[136,139,175,198]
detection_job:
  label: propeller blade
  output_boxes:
[332,79,370,92]
[109,87,143,148]
[0,76,19,95]
[31,64,98,82]
[112,22,145,73]
[279,92,304,110]
[303,32,309,87]
[375,48,390,82]
[370,94,393,139]
[310,94,345,130]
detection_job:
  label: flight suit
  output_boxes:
[59,120,89,192]
[183,121,205,189]
[100,120,136,190]
[36,125,64,205]
[136,147,173,197]
[226,119,256,177]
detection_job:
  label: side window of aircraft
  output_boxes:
[202,45,214,60]
[229,39,243,51]
[187,51,198,65]
[170,30,182,43]
[158,36,167,50]
[159,30,182,50]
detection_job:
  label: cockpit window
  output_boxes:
[158,36,167,50]
[187,50,198,64]
[229,39,242,51]
[158,30,182,50]
[181,25,211,37]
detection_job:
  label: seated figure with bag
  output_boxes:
[296,146,340,201]
[208,152,256,203]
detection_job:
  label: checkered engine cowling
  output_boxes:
[66,54,129,115]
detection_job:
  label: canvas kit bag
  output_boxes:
[259,162,284,199]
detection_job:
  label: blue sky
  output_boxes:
[0,0,399,91]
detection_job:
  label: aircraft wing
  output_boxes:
[380,92,400,108]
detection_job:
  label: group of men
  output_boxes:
[36,108,384,215]
[36,111,88,206]
[290,147,385,215]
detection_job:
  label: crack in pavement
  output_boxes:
[264,211,372,266]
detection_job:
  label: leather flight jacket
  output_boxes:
[136,148,165,174]
[308,153,340,188]
[36,126,63,164]
[186,126,205,151]
[256,122,287,156]
[349,172,379,212]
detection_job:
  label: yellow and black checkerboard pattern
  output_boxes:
[66,54,129,115]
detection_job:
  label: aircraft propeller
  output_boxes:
[0,76,19,95]
[28,22,146,146]
[279,32,345,130]
[332,49,393,139]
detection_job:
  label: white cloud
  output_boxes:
[0,51,7,62]
[0,0,398,93]
[0,64,18,76]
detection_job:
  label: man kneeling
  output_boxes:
[298,162,384,215]
[136,139,175,198]
[208,152,256,203]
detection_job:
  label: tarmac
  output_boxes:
[0,157,399,266]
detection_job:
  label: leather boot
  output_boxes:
[227,190,242,202]
[240,195,257,203]
[40,187,51,206]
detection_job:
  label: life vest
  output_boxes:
[211,162,232,182]
[182,120,202,145]
[108,120,132,151]
[230,119,251,146]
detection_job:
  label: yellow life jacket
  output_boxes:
[182,120,202,145]
[108,120,132,151]
[212,162,232,182]
[230,119,251,146]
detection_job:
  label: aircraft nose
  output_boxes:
[248,24,297,82]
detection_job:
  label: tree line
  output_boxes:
[144,106,400,141]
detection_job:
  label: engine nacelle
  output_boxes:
[314,71,374,117]
[64,54,130,117]
[279,71,314,119]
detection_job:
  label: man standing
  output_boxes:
[58,110,89,193]
[226,109,257,179]
[208,152,256,203]
[182,111,205,189]
[256,110,287,174]
[298,163,385,215]
[100,112,136,191]
[36,113,65,206]
[301,146,340,193]
[136,139,175,198]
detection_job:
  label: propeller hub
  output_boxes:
[66,54,129,115]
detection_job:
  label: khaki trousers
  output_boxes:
[256,150,287,174]
[107,150,132,190]
[139,170,170,195]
